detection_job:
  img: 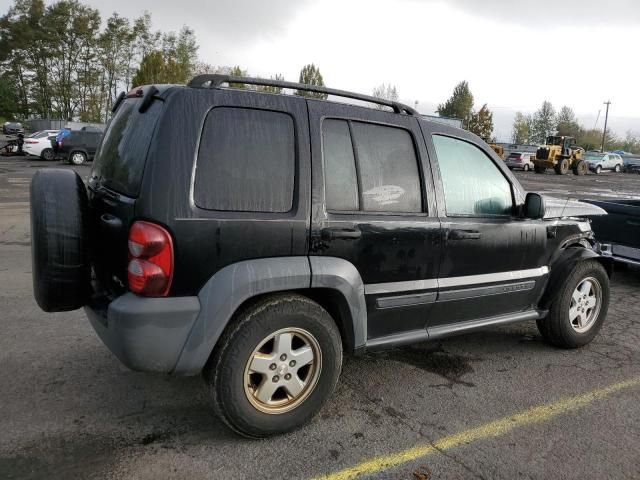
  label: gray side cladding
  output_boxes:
[173,256,368,375]
[309,256,367,349]
[173,257,312,374]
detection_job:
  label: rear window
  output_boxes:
[91,98,162,197]
[508,152,522,158]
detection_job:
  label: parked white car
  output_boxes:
[584,152,624,174]
[505,151,534,171]
[23,130,59,160]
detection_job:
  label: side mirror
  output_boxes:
[524,192,545,219]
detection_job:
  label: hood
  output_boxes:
[542,196,607,219]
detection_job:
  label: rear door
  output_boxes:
[88,93,164,294]
[308,101,442,340]
[419,124,548,326]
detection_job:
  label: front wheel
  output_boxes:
[204,294,343,437]
[573,160,588,176]
[595,165,602,174]
[537,260,609,348]
[554,159,569,175]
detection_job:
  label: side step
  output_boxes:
[362,309,547,352]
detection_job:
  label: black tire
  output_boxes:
[534,165,546,174]
[30,169,90,312]
[204,294,343,438]
[572,160,587,176]
[523,164,530,172]
[69,151,87,165]
[554,158,569,175]
[614,164,621,173]
[595,165,602,174]
[536,260,609,348]
[40,148,54,161]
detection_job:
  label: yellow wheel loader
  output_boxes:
[533,136,587,175]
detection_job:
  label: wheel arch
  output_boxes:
[173,256,366,375]
[538,246,613,310]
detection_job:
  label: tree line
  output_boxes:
[436,81,495,140]
[511,102,640,153]
[0,0,199,123]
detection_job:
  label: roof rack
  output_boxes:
[187,74,418,116]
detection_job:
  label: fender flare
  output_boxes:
[173,256,366,375]
[538,247,613,310]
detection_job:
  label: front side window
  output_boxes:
[195,108,295,213]
[432,135,513,216]
[322,119,422,213]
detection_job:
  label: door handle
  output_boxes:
[448,229,481,240]
[321,228,362,240]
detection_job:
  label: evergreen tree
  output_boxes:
[295,64,327,99]
[436,81,474,127]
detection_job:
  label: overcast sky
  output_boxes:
[42,0,640,139]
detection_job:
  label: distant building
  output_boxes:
[25,119,105,133]
[496,143,539,159]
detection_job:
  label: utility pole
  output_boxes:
[601,100,611,153]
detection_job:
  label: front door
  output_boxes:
[308,101,442,341]
[420,127,548,326]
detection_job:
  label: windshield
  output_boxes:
[91,97,162,197]
[584,154,605,162]
[546,136,563,146]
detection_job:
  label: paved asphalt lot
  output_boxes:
[1,153,639,480]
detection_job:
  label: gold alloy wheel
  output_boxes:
[243,327,322,414]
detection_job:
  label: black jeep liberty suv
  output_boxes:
[30,75,611,437]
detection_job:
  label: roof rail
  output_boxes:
[187,74,418,116]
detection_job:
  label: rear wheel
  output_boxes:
[40,148,54,161]
[554,158,569,175]
[614,164,621,173]
[572,160,587,176]
[537,260,609,348]
[523,164,530,172]
[205,294,343,437]
[70,151,87,165]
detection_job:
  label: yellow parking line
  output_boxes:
[313,377,640,480]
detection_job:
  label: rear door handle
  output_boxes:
[321,228,362,240]
[448,229,481,240]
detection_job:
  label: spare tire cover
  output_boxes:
[30,169,90,312]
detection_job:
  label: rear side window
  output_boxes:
[322,119,422,213]
[91,98,162,197]
[194,108,295,213]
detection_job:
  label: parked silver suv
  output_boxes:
[584,152,624,174]
[505,151,534,171]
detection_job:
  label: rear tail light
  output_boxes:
[127,221,174,296]
[25,140,38,144]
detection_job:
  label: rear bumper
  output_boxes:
[505,161,527,169]
[85,293,200,373]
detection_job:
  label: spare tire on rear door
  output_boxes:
[30,169,90,312]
